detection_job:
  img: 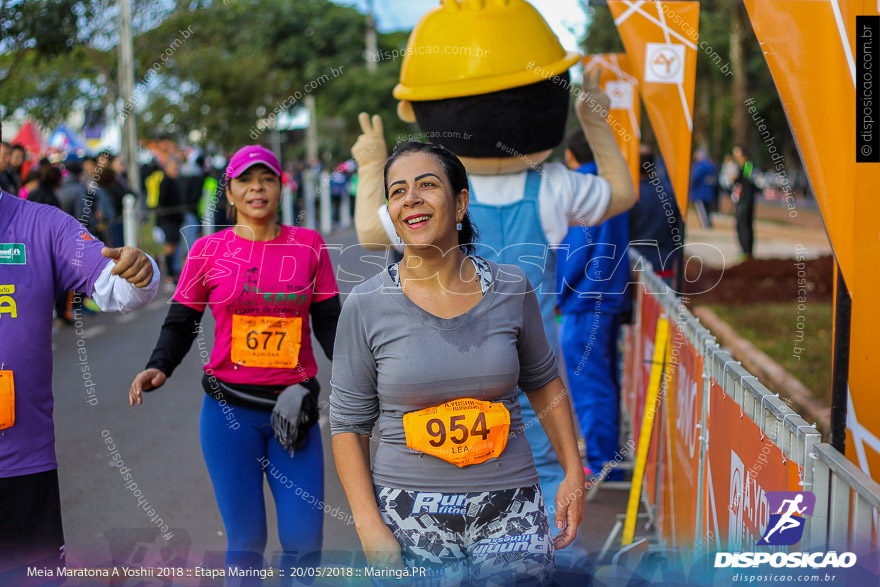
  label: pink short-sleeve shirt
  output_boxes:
[173,225,338,386]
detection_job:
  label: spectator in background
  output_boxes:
[690,149,717,229]
[26,163,77,325]
[9,144,26,189]
[59,159,88,217]
[719,153,738,201]
[157,158,183,283]
[732,145,758,260]
[111,155,133,195]
[82,156,97,188]
[74,175,110,243]
[200,157,229,231]
[96,154,125,247]
[27,164,62,209]
[177,154,205,256]
[0,141,17,195]
[19,170,40,201]
[330,164,347,224]
[556,129,630,482]
[631,146,684,284]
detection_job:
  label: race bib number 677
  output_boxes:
[403,398,510,468]
[231,315,302,368]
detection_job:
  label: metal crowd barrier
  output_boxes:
[810,443,880,553]
[623,254,879,557]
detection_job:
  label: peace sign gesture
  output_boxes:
[576,67,611,124]
[352,112,388,168]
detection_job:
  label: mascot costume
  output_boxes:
[351,0,636,574]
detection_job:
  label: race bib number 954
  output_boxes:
[403,398,510,468]
[231,315,302,368]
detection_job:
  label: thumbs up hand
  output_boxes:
[102,247,155,288]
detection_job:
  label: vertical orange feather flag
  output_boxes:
[583,53,641,189]
[743,0,880,485]
[607,1,699,218]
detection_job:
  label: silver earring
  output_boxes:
[456,222,462,231]
[396,234,403,243]
[228,201,235,207]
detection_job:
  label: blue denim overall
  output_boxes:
[468,169,590,573]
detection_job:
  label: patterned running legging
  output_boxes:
[374,484,555,586]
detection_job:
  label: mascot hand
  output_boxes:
[352,112,388,168]
[576,68,611,126]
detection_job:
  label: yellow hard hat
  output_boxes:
[392,0,580,102]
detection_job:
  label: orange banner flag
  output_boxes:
[583,53,641,189]
[607,1,699,218]
[743,1,880,483]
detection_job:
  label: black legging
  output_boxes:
[735,195,755,255]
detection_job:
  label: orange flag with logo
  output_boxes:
[583,53,641,188]
[607,1,699,218]
[743,1,880,485]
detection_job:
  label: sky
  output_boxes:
[338,0,590,54]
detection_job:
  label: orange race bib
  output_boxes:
[403,398,510,468]
[0,371,14,430]
[231,315,302,369]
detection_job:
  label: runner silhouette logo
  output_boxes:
[757,491,816,546]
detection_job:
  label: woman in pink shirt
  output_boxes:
[129,146,340,583]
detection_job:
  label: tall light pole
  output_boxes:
[117,0,141,208]
[365,0,378,70]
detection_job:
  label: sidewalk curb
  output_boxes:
[693,305,831,434]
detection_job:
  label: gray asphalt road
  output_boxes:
[54,228,373,578]
[50,227,627,584]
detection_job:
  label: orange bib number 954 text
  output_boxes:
[403,399,510,468]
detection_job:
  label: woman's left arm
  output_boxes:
[528,376,586,550]
[515,275,585,550]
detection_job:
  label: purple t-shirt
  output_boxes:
[0,192,109,477]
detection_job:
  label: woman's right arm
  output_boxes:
[329,293,403,569]
[130,302,205,405]
[332,433,404,569]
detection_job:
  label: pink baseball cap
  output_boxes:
[226,145,282,180]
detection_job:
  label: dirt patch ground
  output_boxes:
[682,255,834,304]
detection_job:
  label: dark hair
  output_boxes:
[565,129,594,165]
[383,141,479,256]
[39,164,62,189]
[64,159,84,176]
[11,144,25,154]
[23,170,40,185]
[95,164,116,187]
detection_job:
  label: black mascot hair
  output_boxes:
[410,72,572,158]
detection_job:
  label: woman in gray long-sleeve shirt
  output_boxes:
[330,142,585,586]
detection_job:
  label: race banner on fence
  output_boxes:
[658,309,704,548]
[703,379,804,552]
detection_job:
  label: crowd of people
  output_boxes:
[0,82,808,587]
[689,145,814,260]
[1,120,796,585]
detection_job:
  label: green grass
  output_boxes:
[707,302,833,407]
